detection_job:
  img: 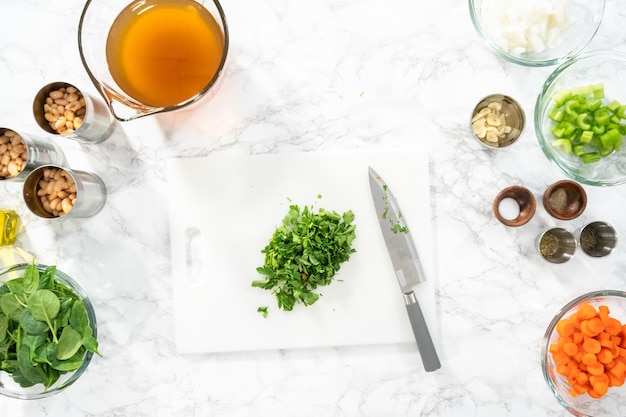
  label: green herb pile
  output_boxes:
[252,204,357,312]
[0,263,101,390]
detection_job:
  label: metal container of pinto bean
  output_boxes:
[33,81,115,144]
[23,164,107,219]
[0,127,66,182]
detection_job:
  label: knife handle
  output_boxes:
[404,294,441,372]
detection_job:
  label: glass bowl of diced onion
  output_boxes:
[469,0,605,67]
[535,51,626,186]
[542,290,626,417]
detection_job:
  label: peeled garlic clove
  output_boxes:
[487,113,502,126]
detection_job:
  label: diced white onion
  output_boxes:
[480,0,573,56]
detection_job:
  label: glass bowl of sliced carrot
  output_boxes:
[535,51,626,186]
[542,290,626,416]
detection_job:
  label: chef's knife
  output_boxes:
[368,167,441,372]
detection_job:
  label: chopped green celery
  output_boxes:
[573,144,587,156]
[565,99,580,117]
[554,121,577,139]
[552,88,572,107]
[581,152,601,163]
[592,124,606,135]
[551,125,566,138]
[552,139,573,153]
[607,100,622,113]
[580,130,594,144]
[594,108,611,125]
[599,145,614,157]
[572,85,594,97]
[576,113,591,130]
[601,128,622,145]
[586,98,602,112]
[608,123,621,131]
[593,83,605,99]
[548,83,625,163]
[549,107,565,122]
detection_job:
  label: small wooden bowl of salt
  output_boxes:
[543,180,587,221]
[493,185,536,227]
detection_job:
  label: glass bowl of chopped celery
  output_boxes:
[0,263,100,399]
[542,290,626,417]
[535,51,626,186]
[469,0,605,66]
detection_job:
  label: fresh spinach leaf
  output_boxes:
[17,345,47,387]
[19,310,48,335]
[5,279,26,297]
[56,326,83,361]
[51,347,84,372]
[28,289,60,338]
[0,293,25,321]
[0,313,7,343]
[23,266,39,293]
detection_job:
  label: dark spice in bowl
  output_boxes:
[543,180,587,220]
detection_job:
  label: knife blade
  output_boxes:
[368,166,441,372]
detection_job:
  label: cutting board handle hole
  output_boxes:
[185,227,203,283]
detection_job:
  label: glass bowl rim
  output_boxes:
[0,263,97,400]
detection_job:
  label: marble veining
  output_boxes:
[1,0,626,416]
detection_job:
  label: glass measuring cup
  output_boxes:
[78,0,229,122]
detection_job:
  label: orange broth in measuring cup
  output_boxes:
[105,0,225,108]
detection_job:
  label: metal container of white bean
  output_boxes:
[0,128,66,182]
[33,82,115,144]
[22,164,107,219]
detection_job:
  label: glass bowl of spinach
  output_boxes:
[0,263,100,399]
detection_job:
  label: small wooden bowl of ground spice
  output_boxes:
[543,180,587,220]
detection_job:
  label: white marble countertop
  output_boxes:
[1,0,626,416]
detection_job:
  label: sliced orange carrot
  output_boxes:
[588,388,604,398]
[609,359,626,378]
[587,317,605,336]
[608,372,624,387]
[563,342,579,356]
[587,361,605,376]
[597,348,614,364]
[606,318,622,335]
[575,372,589,385]
[557,319,576,337]
[582,352,598,366]
[572,382,589,395]
[578,304,597,320]
[551,303,626,399]
[583,338,601,354]
[572,332,584,344]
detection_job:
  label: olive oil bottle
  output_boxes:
[0,209,19,246]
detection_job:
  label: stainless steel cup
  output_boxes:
[0,127,65,182]
[23,164,106,219]
[576,221,618,257]
[537,227,576,264]
[33,81,115,144]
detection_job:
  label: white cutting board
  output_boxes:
[168,149,436,354]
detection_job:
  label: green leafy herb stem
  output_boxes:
[252,204,357,312]
[382,185,409,234]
